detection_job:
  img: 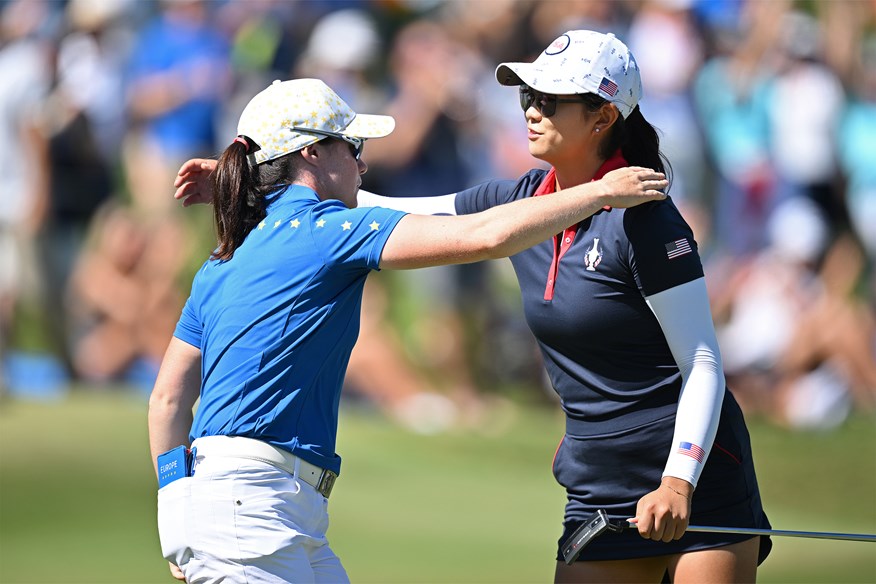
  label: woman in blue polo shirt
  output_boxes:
[150,77,665,583]
[174,32,771,582]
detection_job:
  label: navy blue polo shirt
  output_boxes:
[456,167,704,434]
[174,185,407,474]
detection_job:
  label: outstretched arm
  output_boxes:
[173,159,460,215]
[380,167,667,269]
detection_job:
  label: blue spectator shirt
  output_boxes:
[125,14,230,157]
[455,162,704,435]
[174,185,407,474]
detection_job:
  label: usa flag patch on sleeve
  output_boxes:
[665,238,692,259]
[678,441,705,463]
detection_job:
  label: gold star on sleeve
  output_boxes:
[369,221,380,231]
[273,220,282,229]
[316,219,326,228]
[258,221,266,230]
[290,219,300,229]
[341,221,352,231]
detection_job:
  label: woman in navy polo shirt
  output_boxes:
[174,32,771,583]
[150,77,665,583]
[375,31,773,583]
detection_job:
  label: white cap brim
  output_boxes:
[495,63,585,95]
[341,113,396,139]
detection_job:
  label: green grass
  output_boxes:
[0,392,874,583]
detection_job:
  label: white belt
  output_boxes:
[192,436,337,499]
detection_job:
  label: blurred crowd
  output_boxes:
[1,0,874,432]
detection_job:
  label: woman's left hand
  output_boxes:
[169,561,185,581]
[629,477,693,542]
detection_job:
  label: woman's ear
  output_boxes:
[594,103,620,134]
[298,142,321,165]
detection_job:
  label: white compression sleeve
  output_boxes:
[645,277,725,487]
[357,190,459,215]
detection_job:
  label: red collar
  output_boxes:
[533,150,628,301]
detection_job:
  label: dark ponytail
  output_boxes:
[210,136,297,261]
[614,106,669,178]
[580,95,671,185]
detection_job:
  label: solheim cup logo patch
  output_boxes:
[584,238,603,271]
[545,34,571,55]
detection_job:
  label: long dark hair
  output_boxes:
[211,136,297,261]
[579,94,671,183]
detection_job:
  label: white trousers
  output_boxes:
[157,442,349,583]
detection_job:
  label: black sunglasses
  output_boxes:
[519,86,588,117]
[289,127,365,160]
[337,137,364,161]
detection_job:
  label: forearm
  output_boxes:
[128,73,190,120]
[663,354,723,487]
[646,278,725,488]
[148,398,194,475]
[471,183,608,259]
[147,337,201,475]
[380,181,610,269]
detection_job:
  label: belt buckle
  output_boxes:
[316,469,337,498]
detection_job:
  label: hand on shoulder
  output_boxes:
[598,166,667,209]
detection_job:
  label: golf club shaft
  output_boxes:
[625,522,876,542]
[688,525,876,542]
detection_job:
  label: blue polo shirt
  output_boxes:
[456,167,704,435]
[174,185,407,474]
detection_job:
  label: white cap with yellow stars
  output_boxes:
[237,78,395,165]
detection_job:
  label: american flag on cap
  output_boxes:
[598,77,618,97]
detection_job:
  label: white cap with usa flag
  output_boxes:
[495,30,643,119]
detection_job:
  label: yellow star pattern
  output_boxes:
[341,221,352,231]
[273,220,282,229]
[258,221,266,230]
[369,221,380,231]
[316,219,326,228]
[237,79,393,165]
[290,219,300,229]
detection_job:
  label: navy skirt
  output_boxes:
[554,390,772,564]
